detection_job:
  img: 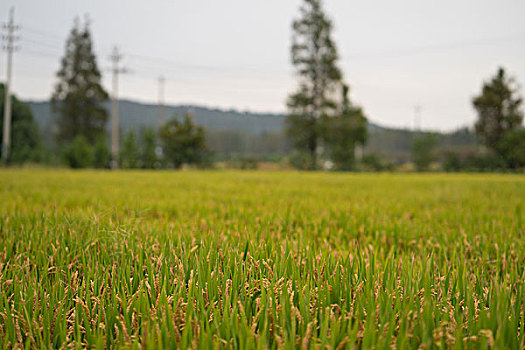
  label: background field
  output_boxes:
[1,170,524,348]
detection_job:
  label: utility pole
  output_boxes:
[157,75,165,129]
[109,46,125,169]
[1,8,19,164]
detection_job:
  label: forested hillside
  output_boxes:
[27,99,477,161]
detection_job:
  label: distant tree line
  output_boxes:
[206,130,290,159]
[284,0,524,172]
[1,6,524,172]
[48,18,209,169]
[410,67,524,172]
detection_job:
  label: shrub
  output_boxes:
[498,129,525,169]
[63,135,94,168]
[443,152,462,172]
[411,134,438,171]
[93,138,111,169]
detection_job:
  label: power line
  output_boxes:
[127,53,235,72]
[22,25,64,42]
[126,52,288,75]
[22,37,62,52]
[345,33,525,61]
[18,48,59,59]
[15,23,525,65]
[2,7,20,163]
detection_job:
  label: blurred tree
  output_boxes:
[120,130,139,169]
[159,115,206,169]
[63,135,93,168]
[443,152,462,172]
[141,127,157,169]
[411,134,438,171]
[322,84,367,170]
[361,154,389,172]
[51,17,109,146]
[473,67,523,155]
[463,153,505,172]
[286,0,342,170]
[497,129,525,169]
[227,155,259,170]
[93,137,111,169]
[0,84,42,164]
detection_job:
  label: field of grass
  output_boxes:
[0,170,524,349]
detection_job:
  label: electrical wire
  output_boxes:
[345,33,525,61]
[22,37,62,53]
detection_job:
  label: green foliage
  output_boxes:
[0,84,43,164]
[361,153,390,171]
[227,155,259,170]
[159,115,207,169]
[285,116,318,169]
[443,149,519,173]
[51,18,109,145]
[206,130,290,159]
[496,128,525,169]
[322,117,356,170]
[1,171,524,348]
[141,127,157,169]
[288,150,316,170]
[463,153,506,172]
[322,85,368,170]
[473,67,523,154]
[63,135,93,168]
[443,152,462,172]
[120,130,140,169]
[29,99,484,164]
[93,137,110,169]
[411,134,438,171]
[287,0,342,169]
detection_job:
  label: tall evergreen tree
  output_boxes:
[473,67,523,154]
[286,0,342,170]
[51,18,109,146]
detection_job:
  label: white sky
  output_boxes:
[1,0,524,131]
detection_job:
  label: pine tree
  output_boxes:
[51,18,109,146]
[473,67,523,154]
[286,0,342,170]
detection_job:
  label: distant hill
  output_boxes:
[27,99,285,135]
[26,99,478,161]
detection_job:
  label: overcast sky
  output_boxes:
[1,0,524,131]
